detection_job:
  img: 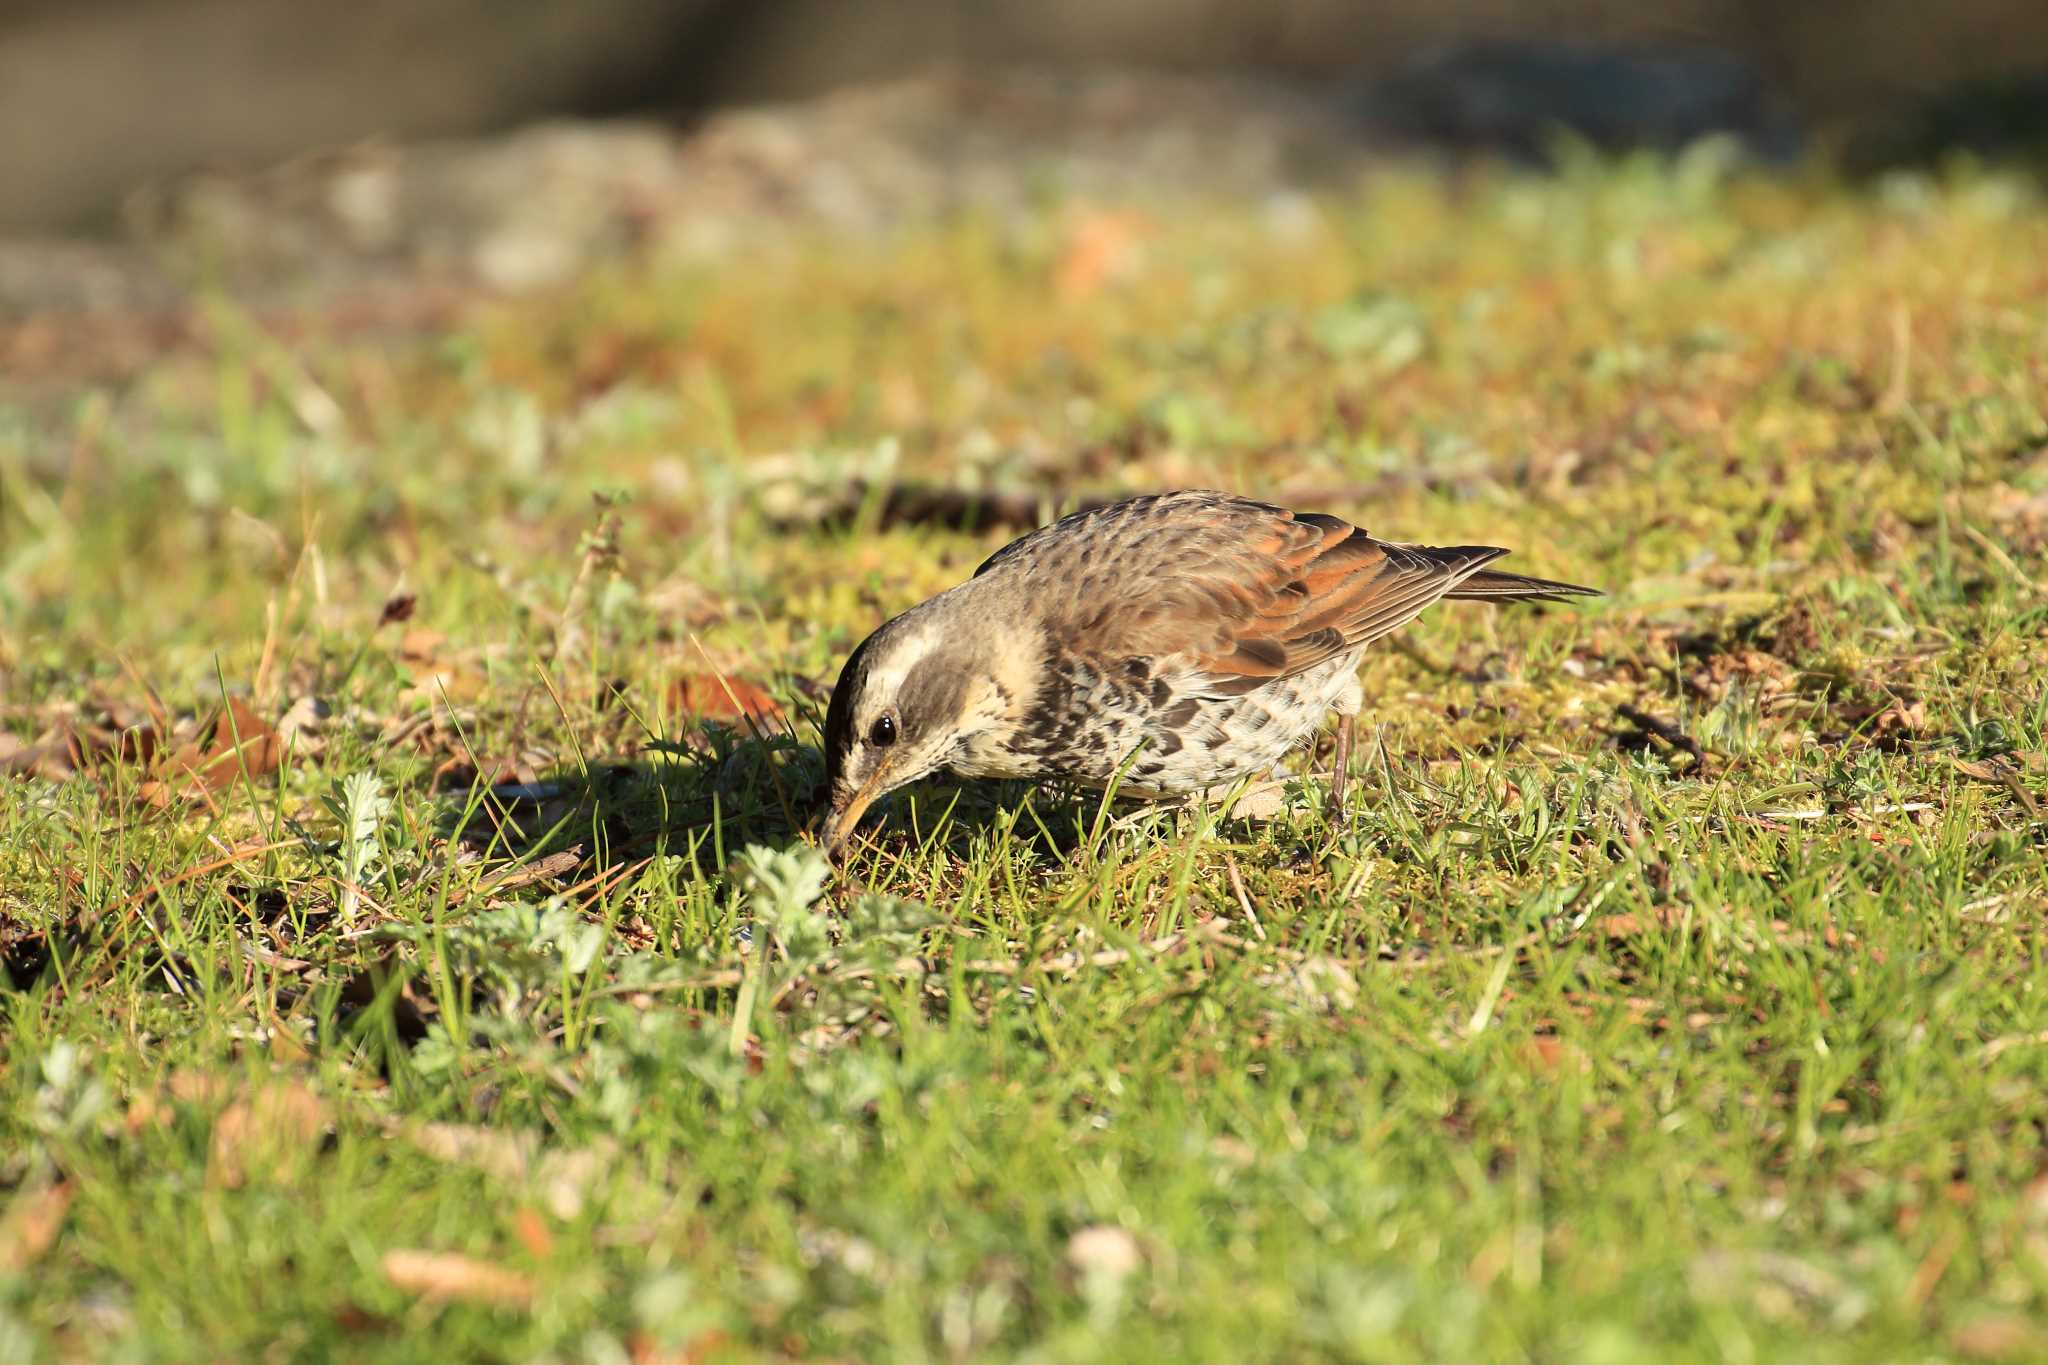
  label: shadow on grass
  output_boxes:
[432,725,1105,898]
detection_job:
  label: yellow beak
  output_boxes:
[819,770,888,854]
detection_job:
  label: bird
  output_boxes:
[816,490,1598,852]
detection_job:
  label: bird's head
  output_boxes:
[817,601,994,853]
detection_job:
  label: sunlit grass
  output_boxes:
[3,154,2048,1360]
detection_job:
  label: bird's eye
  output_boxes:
[868,713,898,747]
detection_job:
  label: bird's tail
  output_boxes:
[1442,567,1602,603]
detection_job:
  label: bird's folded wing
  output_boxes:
[1159,514,1514,695]
[982,492,1595,698]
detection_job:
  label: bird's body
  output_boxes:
[820,490,1597,849]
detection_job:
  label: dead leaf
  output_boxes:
[177,696,282,791]
[379,594,419,627]
[167,1069,232,1106]
[398,1122,613,1219]
[275,694,329,754]
[1259,956,1358,1011]
[0,1182,73,1273]
[628,1329,730,1364]
[1869,700,1927,748]
[666,672,780,724]
[1952,1315,2044,1360]
[122,697,283,804]
[381,1249,534,1308]
[2022,1170,2048,1223]
[1055,210,1149,300]
[1952,757,2009,784]
[1522,1036,1588,1073]
[1950,753,2045,819]
[332,1302,394,1336]
[1596,905,1686,938]
[124,1091,167,1135]
[210,1079,330,1188]
[404,1122,538,1180]
[398,628,446,661]
[1066,1225,1142,1281]
[0,729,74,781]
[512,1207,553,1259]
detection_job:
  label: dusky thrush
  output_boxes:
[819,490,1597,850]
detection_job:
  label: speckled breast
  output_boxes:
[955,647,1365,797]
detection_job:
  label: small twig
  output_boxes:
[119,839,302,914]
[553,501,621,665]
[558,856,653,912]
[962,931,1191,977]
[1223,852,1267,942]
[440,849,585,909]
[1961,523,2044,597]
[1877,301,1913,415]
[236,937,314,973]
[1983,1029,2048,1061]
[588,970,748,999]
[1616,703,1706,769]
[1376,928,1548,972]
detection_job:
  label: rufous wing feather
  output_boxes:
[991,491,1597,696]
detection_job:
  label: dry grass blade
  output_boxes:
[381,1249,535,1308]
[0,1182,74,1274]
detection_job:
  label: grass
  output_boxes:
[4,149,2048,1360]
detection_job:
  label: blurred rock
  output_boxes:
[0,240,183,319]
[0,0,721,233]
[129,123,684,293]
[7,1,2047,234]
[34,69,1365,312]
[1847,70,2048,172]
[1349,40,1803,162]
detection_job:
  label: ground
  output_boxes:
[3,150,2048,1360]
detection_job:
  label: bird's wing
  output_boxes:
[984,492,1596,697]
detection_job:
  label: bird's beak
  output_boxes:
[818,771,887,855]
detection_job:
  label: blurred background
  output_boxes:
[3,0,2046,327]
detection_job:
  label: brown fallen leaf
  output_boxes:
[167,1069,233,1106]
[1066,1224,1143,1281]
[0,729,74,781]
[667,672,781,724]
[1522,1036,1589,1073]
[628,1329,731,1364]
[275,695,329,755]
[1952,1314,2043,1360]
[512,1207,553,1259]
[2022,1170,2048,1222]
[398,628,446,661]
[397,1122,614,1219]
[0,1182,73,1273]
[403,1122,538,1181]
[128,697,283,805]
[381,1249,535,1308]
[1871,700,1928,743]
[379,593,419,627]
[209,1078,330,1188]
[397,653,486,707]
[124,1091,168,1136]
[175,696,283,791]
[8,706,154,782]
[332,1302,395,1336]
[1595,905,1686,938]
[1950,753,2046,821]
[1055,209,1149,300]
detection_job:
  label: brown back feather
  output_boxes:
[976,491,1591,697]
